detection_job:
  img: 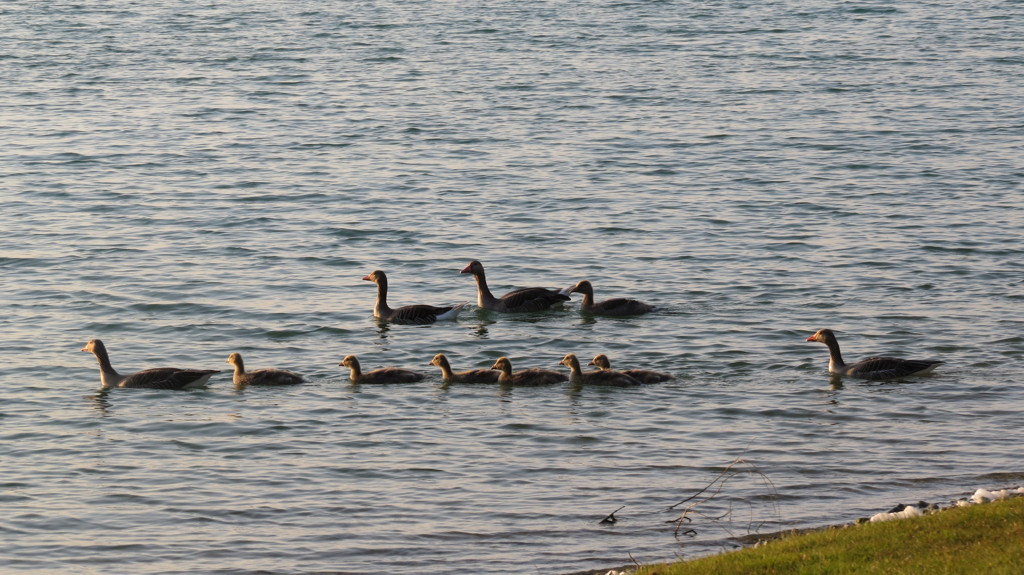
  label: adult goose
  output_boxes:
[460,260,569,313]
[563,280,655,316]
[560,353,642,387]
[490,356,568,386]
[225,352,304,387]
[589,353,673,383]
[339,354,425,384]
[428,353,501,384]
[363,270,466,325]
[805,328,944,380]
[81,339,218,390]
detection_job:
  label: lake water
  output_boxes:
[2,1,1022,573]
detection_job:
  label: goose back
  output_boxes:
[461,260,569,313]
[363,270,465,325]
[340,354,425,384]
[589,354,673,383]
[806,329,944,380]
[429,353,501,384]
[226,352,304,387]
[490,356,567,386]
[82,339,218,390]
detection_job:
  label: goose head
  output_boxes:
[568,280,593,296]
[588,353,611,369]
[460,260,485,276]
[559,353,582,371]
[362,270,387,285]
[81,339,105,355]
[806,328,836,344]
[490,356,512,375]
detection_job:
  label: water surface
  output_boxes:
[2,1,1022,573]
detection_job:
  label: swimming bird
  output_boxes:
[588,353,673,383]
[363,270,466,325]
[563,280,655,316]
[428,353,501,384]
[81,339,219,390]
[490,356,568,386]
[560,353,643,386]
[225,352,304,387]
[339,354,425,384]
[805,328,944,380]
[460,260,569,313]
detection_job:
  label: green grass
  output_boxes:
[634,496,1024,575]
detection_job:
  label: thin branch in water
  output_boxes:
[669,457,749,511]
[668,457,780,540]
[599,505,626,525]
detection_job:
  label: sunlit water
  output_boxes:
[2,1,1023,573]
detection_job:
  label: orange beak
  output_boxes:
[361,275,373,281]
[459,263,472,274]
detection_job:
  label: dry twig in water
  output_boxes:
[668,457,779,539]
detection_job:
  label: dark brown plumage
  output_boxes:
[363,270,466,325]
[225,352,304,387]
[560,353,642,386]
[564,280,655,316]
[490,356,568,386]
[81,339,219,390]
[460,260,569,313]
[588,353,673,384]
[428,353,501,384]
[339,354,425,384]
[806,328,944,380]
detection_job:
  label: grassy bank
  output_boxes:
[632,496,1024,575]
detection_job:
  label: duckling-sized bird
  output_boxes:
[589,353,673,384]
[490,356,568,386]
[460,260,569,313]
[805,328,944,380]
[363,270,466,325]
[428,353,501,384]
[563,280,656,316]
[81,339,219,390]
[339,354,425,384]
[560,353,642,386]
[225,352,304,387]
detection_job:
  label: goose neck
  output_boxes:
[374,278,390,315]
[472,272,496,308]
[93,346,119,377]
[437,359,453,379]
[824,335,846,369]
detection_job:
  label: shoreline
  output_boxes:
[563,485,1024,575]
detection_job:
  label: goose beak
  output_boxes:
[361,275,373,281]
[805,335,816,342]
[459,264,472,274]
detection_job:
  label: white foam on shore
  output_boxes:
[871,485,1024,522]
[967,487,1024,504]
[869,504,924,523]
